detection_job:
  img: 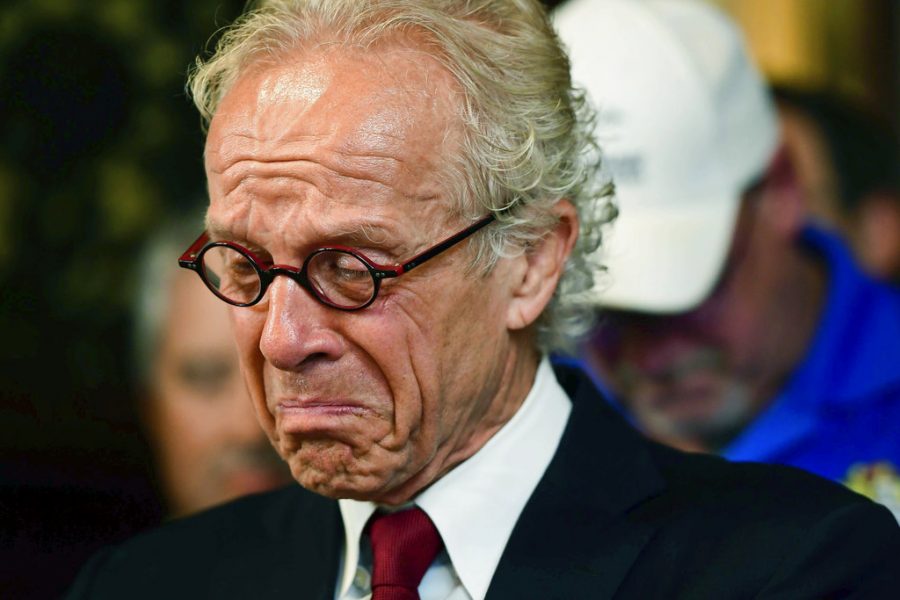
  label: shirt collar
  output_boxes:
[336,499,377,597]
[338,357,572,600]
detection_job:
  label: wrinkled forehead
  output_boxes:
[204,41,463,182]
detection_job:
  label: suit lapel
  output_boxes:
[208,487,344,600]
[486,366,665,599]
[270,490,343,600]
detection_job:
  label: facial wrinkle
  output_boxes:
[219,161,331,204]
[211,52,450,214]
[216,145,419,213]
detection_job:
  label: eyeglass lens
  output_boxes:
[200,245,377,309]
[201,246,262,304]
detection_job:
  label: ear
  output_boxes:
[856,191,900,278]
[758,144,807,239]
[506,200,579,331]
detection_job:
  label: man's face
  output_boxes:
[204,45,525,504]
[148,270,292,516]
[585,195,811,450]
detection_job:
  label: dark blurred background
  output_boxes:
[0,0,896,597]
[0,1,247,596]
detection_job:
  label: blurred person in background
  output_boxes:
[557,0,900,515]
[134,216,293,517]
[775,87,900,284]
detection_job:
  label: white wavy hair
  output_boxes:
[188,0,616,353]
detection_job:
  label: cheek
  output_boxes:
[390,277,506,427]
[344,290,462,462]
[230,307,265,358]
[702,288,765,369]
[230,310,277,429]
[356,301,430,439]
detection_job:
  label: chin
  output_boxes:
[637,384,754,449]
[294,471,395,501]
[283,442,397,501]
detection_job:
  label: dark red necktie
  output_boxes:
[367,507,444,600]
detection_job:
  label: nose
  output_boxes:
[258,276,346,371]
[596,313,705,375]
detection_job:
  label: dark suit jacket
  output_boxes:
[65,366,900,599]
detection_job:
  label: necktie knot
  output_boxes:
[367,507,443,600]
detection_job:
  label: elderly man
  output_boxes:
[557,0,900,514]
[67,1,898,598]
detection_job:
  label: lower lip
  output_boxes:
[276,403,369,432]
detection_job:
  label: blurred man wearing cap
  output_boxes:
[557,0,900,514]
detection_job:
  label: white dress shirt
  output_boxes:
[336,357,572,600]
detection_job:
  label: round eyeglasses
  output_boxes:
[178,215,494,311]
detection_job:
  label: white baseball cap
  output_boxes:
[554,0,780,313]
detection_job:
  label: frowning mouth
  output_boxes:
[275,399,373,436]
[276,399,371,419]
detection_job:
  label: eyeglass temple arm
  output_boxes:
[178,232,211,271]
[400,215,495,274]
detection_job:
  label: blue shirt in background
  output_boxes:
[565,225,900,517]
[723,226,900,514]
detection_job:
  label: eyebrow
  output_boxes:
[330,221,399,247]
[205,218,412,258]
